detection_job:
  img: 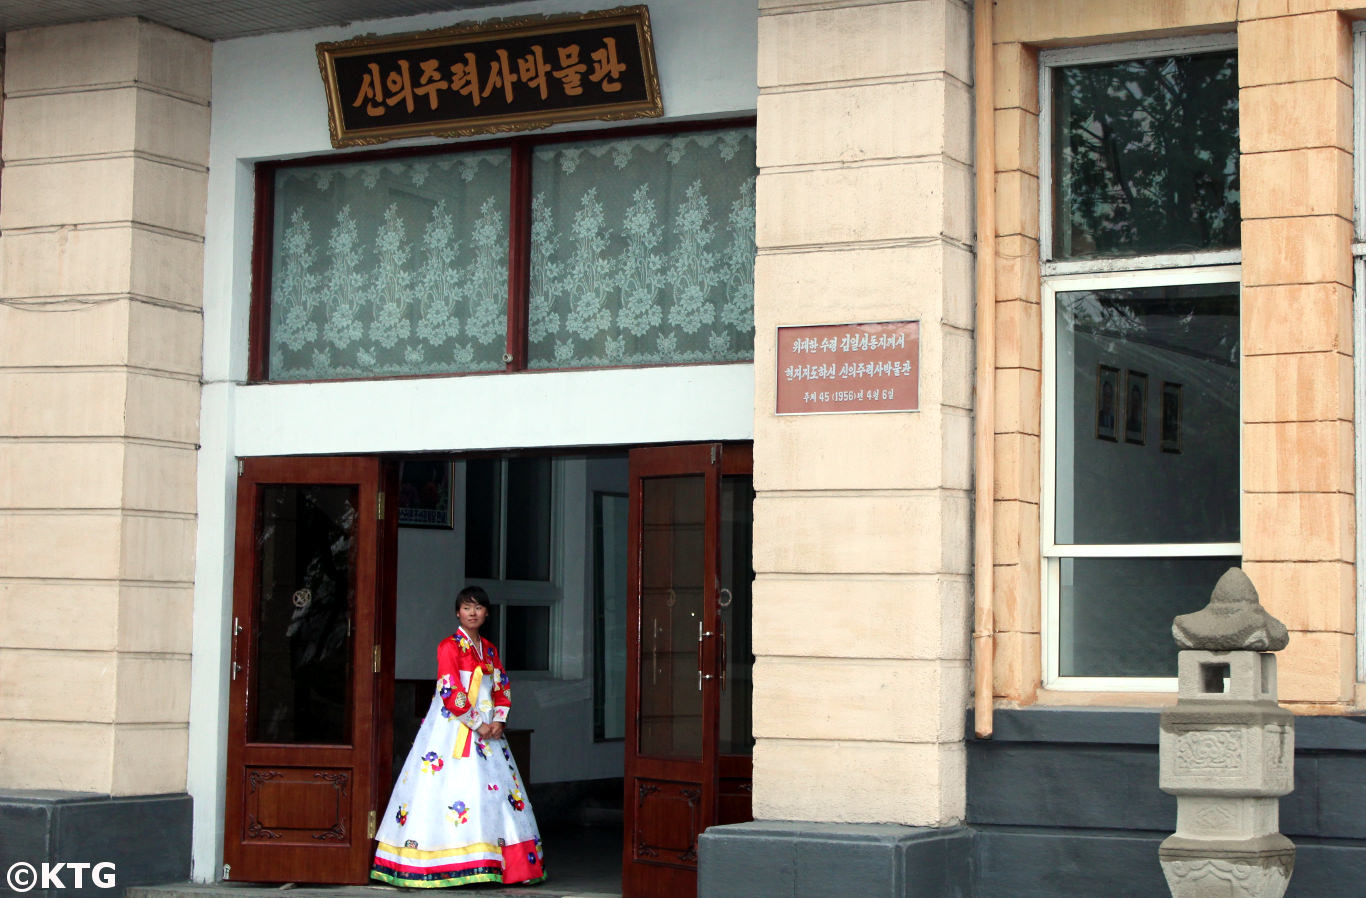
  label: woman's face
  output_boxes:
[458,599,488,631]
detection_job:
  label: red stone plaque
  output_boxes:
[775,320,920,415]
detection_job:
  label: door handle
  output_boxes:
[696,621,715,692]
[231,616,242,681]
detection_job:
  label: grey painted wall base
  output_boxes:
[968,708,1366,898]
[698,820,973,898]
[0,791,192,898]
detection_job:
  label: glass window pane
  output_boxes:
[1052,52,1239,260]
[527,128,757,369]
[1055,283,1238,545]
[268,151,511,380]
[504,605,551,671]
[464,459,502,579]
[719,476,754,756]
[250,484,358,744]
[594,492,629,742]
[1060,556,1241,678]
[505,457,553,581]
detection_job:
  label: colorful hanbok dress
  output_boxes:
[372,628,545,887]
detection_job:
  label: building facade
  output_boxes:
[1,0,1365,896]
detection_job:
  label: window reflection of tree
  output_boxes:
[1054,52,1239,259]
[1065,290,1239,371]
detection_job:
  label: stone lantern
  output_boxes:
[1158,567,1295,898]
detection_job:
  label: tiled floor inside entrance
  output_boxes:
[128,825,622,898]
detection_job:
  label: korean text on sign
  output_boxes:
[774,321,920,415]
[351,37,630,118]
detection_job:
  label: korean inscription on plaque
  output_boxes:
[776,321,920,415]
[317,5,662,148]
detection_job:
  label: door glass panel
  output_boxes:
[250,484,358,744]
[719,475,753,756]
[638,475,705,759]
[594,491,629,741]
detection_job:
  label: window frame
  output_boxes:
[1039,33,1241,276]
[1038,35,1242,691]
[1041,265,1243,691]
[248,116,757,384]
[460,455,565,676]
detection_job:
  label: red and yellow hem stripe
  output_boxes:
[371,837,544,889]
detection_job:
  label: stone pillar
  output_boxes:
[700,1,975,894]
[1160,568,1295,897]
[1238,8,1355,706]
[0,17,208,890]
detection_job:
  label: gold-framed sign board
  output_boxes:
[317,5,663,148]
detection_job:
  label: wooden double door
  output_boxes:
[220,446,752,893]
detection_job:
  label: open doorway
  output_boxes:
[220,445,753,896]
[388,450,632,894]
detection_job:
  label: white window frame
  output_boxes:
[459,456,565,676]
[1039,35,1242,691]
[1352,22,1366,683]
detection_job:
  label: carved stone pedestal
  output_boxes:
[1158,569,1294,898]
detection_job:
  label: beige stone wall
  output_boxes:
[0,19,208,794]
[990,1,1362,708]
[752,0,974,824]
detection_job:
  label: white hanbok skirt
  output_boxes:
[371,678,544,888]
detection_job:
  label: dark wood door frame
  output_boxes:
[222,456,398,884]
[623,442,754,898]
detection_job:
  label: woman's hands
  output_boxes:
[476,721,505,740]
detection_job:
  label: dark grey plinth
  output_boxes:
[973,827,1168,898]
[698,820,973,898]
[0,791,192,897]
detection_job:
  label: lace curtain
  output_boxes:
[265,127,756,380]
[269,152,511,380]
[528,128,756,368]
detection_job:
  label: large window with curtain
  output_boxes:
[253,122,757,382]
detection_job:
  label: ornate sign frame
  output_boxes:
[317,5,663,148]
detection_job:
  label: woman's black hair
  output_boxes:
[455,585,491,612]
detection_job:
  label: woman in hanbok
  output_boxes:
[372,586,546,887]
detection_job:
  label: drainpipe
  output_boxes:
[972,0,997,739]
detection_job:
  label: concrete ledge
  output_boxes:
[974,707,1366,752]
[0,791,191,897]
[971,707,1161,745]
[698,821,973,898]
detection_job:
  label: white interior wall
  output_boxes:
[394,455,627,784]
[189,0,758,880]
